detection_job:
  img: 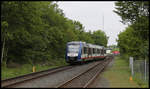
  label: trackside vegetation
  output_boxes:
[103,56,142,88]
[114,1,149,61]
[114,1,149,87]
[1,1,108,79]
[2,58,67,80]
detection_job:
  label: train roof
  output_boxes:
[67,41,104,49]
[87,43,103,49]
[67,41,86,45]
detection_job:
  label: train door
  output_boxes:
[81,45,88,58]
[88,47,92,58]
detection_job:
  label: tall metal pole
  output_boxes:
[103,14,104,30]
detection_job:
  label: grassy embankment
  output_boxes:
[1,59,68,80]
[102,55,148,88]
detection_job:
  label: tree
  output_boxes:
[114,1,149,40]
[1,1,51,65]
[92,30,108,47]
[1,21,8,63]
[114,1,149,60]
[1,1,109,67]
[114,1,149,25]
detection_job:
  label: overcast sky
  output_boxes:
[57,1,128,46]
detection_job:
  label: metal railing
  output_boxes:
[129,57,149,82]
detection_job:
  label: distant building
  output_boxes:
[112,51,120,55]
[106,48,112,54]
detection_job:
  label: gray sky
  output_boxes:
[57,1,128,46]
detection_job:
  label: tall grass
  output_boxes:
[103,55,140,88]
[1,58,68,80]
[133,73,149,88]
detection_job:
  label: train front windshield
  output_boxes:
[68,45,80,53]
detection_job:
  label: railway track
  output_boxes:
[1,65,73,88]
[2,56,113,88]
[56,58,112,88]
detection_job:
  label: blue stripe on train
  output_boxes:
[77,42,82,61]
[65,44,69,61]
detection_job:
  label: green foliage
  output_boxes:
[103,56,140,87]
[2,59,67,80]
[115,1,149,60]
[133,73,149,88]
[92,30,108,47]
[114,1,149,24]
[131,16,149,41]
[111,48,119,52]
[1,1,108,66]
[117,26,148,59]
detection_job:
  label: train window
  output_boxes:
[96,49,97,54]
[93,48,95,54]
[88,48,91,54]
[100,49,102,54]
[83,47,85,54]
[97,49,100,54]
[68,45,80,53]
[84,47,87,54]
[104,50,106,54]
[86,47,88,54]
[82,48,84,54]
[101,49,104,54]
[95,48,97,54]
[93,48,94,54]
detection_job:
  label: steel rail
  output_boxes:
[56,59,109,88]
[2,65,73,88]
[83,58,112,88]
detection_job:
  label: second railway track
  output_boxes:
[56,57,112,88]
[2,56,113,88]
[1,65,73,88]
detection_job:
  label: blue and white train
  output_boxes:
[65,41,107,64]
